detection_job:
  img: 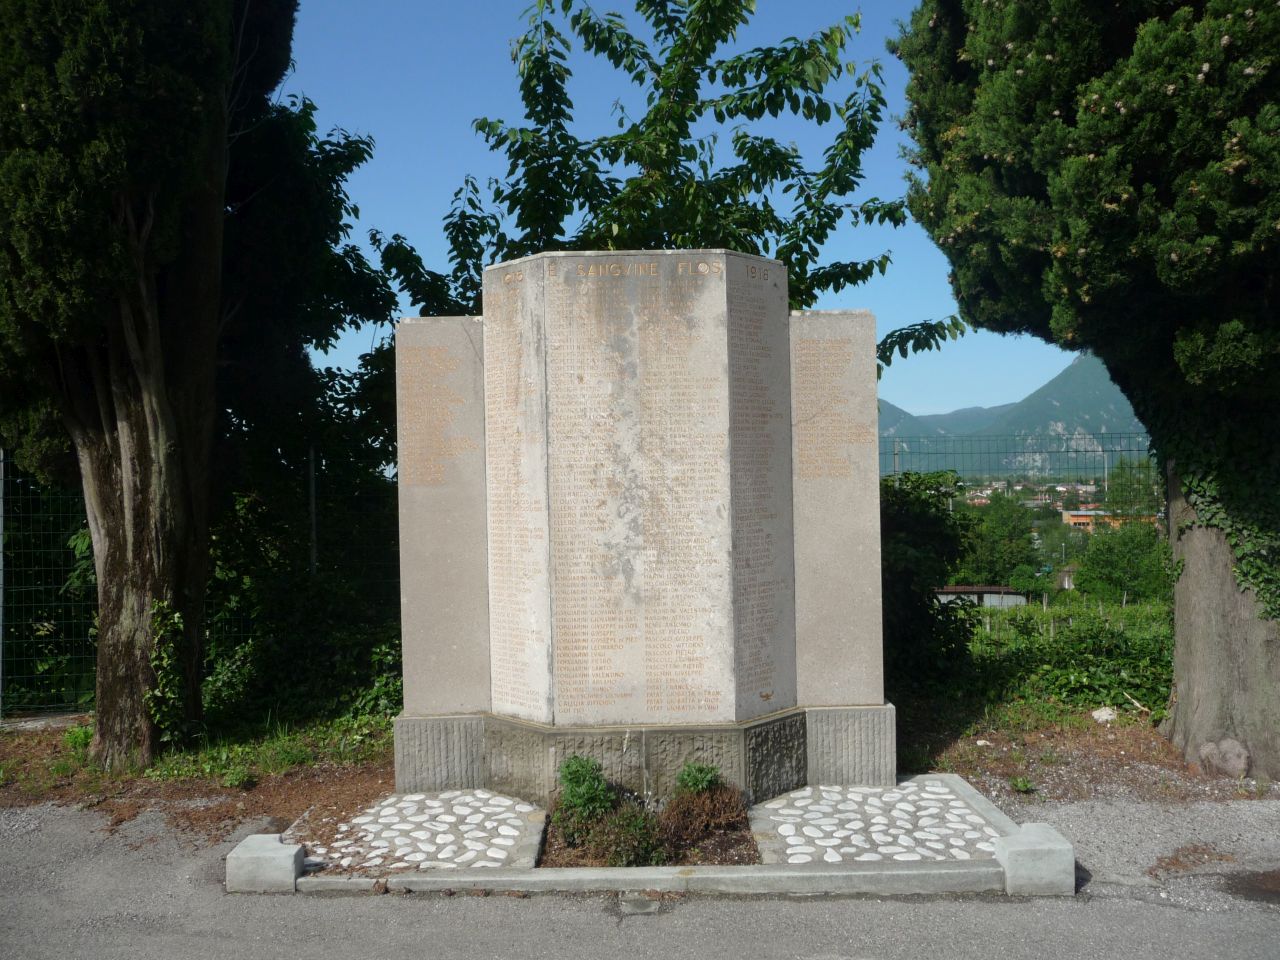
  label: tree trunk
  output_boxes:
[75,408,209,772]
[64,116,224,772]
[1163,463,1280,780]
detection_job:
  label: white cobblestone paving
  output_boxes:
[749,780,1004,865]
[287,790,545,872]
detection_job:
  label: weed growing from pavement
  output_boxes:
[1008,776,1036,794]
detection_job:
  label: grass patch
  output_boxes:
[145,713,391,785]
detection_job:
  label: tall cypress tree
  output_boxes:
[897,1,1280,776]
[0,1,300,768]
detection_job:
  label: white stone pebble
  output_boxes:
[304,789,541,874]
[754,782,1002,868]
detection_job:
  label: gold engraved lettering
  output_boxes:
[574,261,659,278]
[399,344,479,487]
[676,259,725,277]
[793,337,875,482]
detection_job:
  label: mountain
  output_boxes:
[880,354,1146,440]
[974,354,1147,438]
[916,402,1017,436]
[878,399,932,437]
[879,354,1150,477]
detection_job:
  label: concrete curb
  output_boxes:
[291,861,1004,897]
[226,834,304,893]
[994,822,1076,896]
[941,774,1077,896]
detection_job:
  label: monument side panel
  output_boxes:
[396,318,491,715]
[545,252,736,726]
[727,253,797,721]
[484,261,554,723]
[790,311,884,705]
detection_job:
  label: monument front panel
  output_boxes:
[544,252,737,726]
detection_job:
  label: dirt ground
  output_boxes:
[2,709,1276,854]
[927,715,1280,807]
[0,714,394,845]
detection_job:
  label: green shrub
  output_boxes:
[970,598,1174,720]
[586,800,665,867]
[675,762,720,794]
[552,755,615,846]
[220,764,256,789]
[63,723,93,765]
[1009,776,1036,794]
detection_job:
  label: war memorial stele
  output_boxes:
[393,249,894,805]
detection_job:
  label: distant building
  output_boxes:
[936,585,1028,608]
[1061,509,1157,533]
[1062,509,1119,534]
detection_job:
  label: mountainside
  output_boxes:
[916,402,1017,436]
[880,354,1146,440]
[878,399,932,437]
[974,354,1147,438]
[878,354,1150,477]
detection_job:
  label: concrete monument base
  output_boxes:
[395,704,895,805]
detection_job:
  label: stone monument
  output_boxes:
[395,250,893,804]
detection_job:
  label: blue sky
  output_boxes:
[285,0,1077,416]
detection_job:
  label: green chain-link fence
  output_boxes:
[1,433,1159,716]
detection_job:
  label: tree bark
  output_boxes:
[62,116,225,772]
[1163,463,1280,780]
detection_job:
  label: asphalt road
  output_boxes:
[2,802,1278,960]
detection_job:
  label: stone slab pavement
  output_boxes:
[2,800,1279,960]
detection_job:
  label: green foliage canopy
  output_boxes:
[380,0,916,312]
[954,492,1038,586]
[0,0,231,467]
[1077,521,1176,604]
[895,0,1279,615]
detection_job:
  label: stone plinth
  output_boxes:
[395,250,894,799]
